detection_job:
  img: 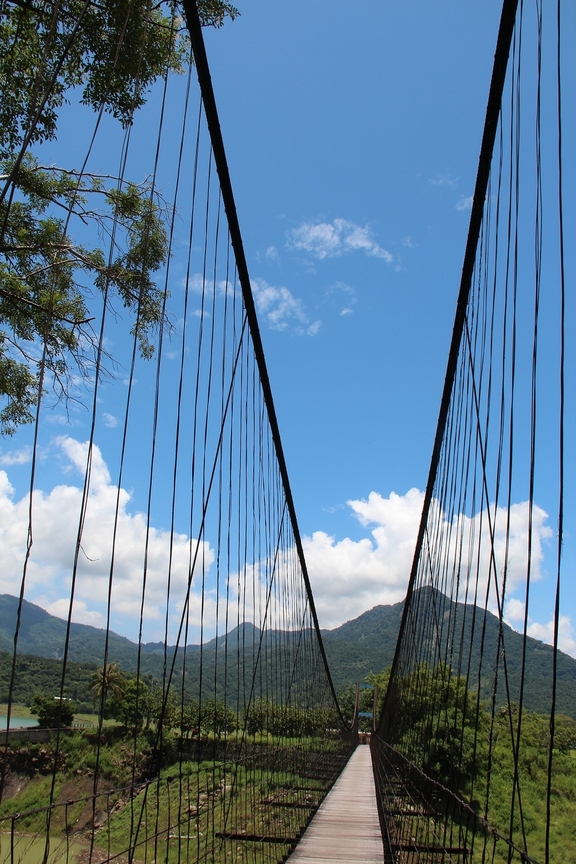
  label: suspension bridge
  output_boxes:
[0,1,573,863]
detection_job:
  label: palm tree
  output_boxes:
[90,661,126,717]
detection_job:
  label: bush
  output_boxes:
[31,695,75,728]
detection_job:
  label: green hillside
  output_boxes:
[1,592,575,718]
[322,588,576,717]
[0,593,160,666]
[321,601,404,689]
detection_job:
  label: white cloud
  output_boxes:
[527,616,576,659]
[3,451,569,657]
[445,500,552,611]
[304,490,558,641]
[251,278,320,335]
[287,219,393,263]
[187,273,233,297]
[0,446,32,466]
[34,596,105,626]
[304,320,322,336]
[456,195,473,211]
[329,281,356,297]
[251,278,307,330]
[327,282,357,317]
[505,597,526,623]
[429,173,458,190]
[0,437,214,642]
[304,489,425,628]
[265,246,279,262]
[45,413,74,426]
[505,600,576,659]
[102,413,118,429]
[185,273,317,335]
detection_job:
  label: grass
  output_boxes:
[0,834,89,864]
[104,759,333,864]
[0,705,32,718]
[0,728,350,864]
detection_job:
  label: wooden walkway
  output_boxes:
[287,744,385,864]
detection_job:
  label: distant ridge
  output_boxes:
[322,587,576,717]
[1,591,575,717]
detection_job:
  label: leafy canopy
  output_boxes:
[0,0,237,434]
[31,693,76,727]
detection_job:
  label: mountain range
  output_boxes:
[1,592,575,718]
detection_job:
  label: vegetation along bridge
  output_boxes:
[0,1,573,863]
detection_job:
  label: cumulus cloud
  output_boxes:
[185,273,318,335]
[34,596,105,626]
[456,195,473,211]
[2,451,569,658]
[102,413,118,429]
[251,278,307,330]
[0,437,214,643]
[505,600,576,659]
[438,499,552,611]
[251,278,320,335]
[505,597,526,623]
[0,446,32,466]
[527,616,576,659]
[304,489,425,628]
[287,219,393,263]
[304,490,563,653]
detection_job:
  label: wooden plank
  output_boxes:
[287,745,385,863]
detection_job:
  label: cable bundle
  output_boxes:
[0,4,350,864]
[372,2,573,862]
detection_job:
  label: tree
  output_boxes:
[31,694,76,727]
[106,676,150,733]
[90,661,126,717]
[0,0,238,434]
[338,675,385,732]
[199,698,237,738]
[387,662,489,796]
[147,686,179,733]
[179,700,200,737]
[366,667,390,725]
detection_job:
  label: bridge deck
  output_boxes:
[287,744,385,864]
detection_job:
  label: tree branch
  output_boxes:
[0,287,94,325]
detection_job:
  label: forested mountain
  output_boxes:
[0,593,178,667]
[322,588,576,717]
[1,591,575,717]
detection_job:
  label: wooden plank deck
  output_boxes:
[287,744,385,864]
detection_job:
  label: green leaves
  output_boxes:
[0,156,169,432]
[0,0,237,433]
[0,0,238,160]
[31,693,76,727]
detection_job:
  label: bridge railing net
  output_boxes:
[0,3,351,864]
[372,2,574,863]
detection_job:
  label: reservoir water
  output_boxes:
[0,716,38,729]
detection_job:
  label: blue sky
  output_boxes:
[201,2,502,533]
[1,2,574,652]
